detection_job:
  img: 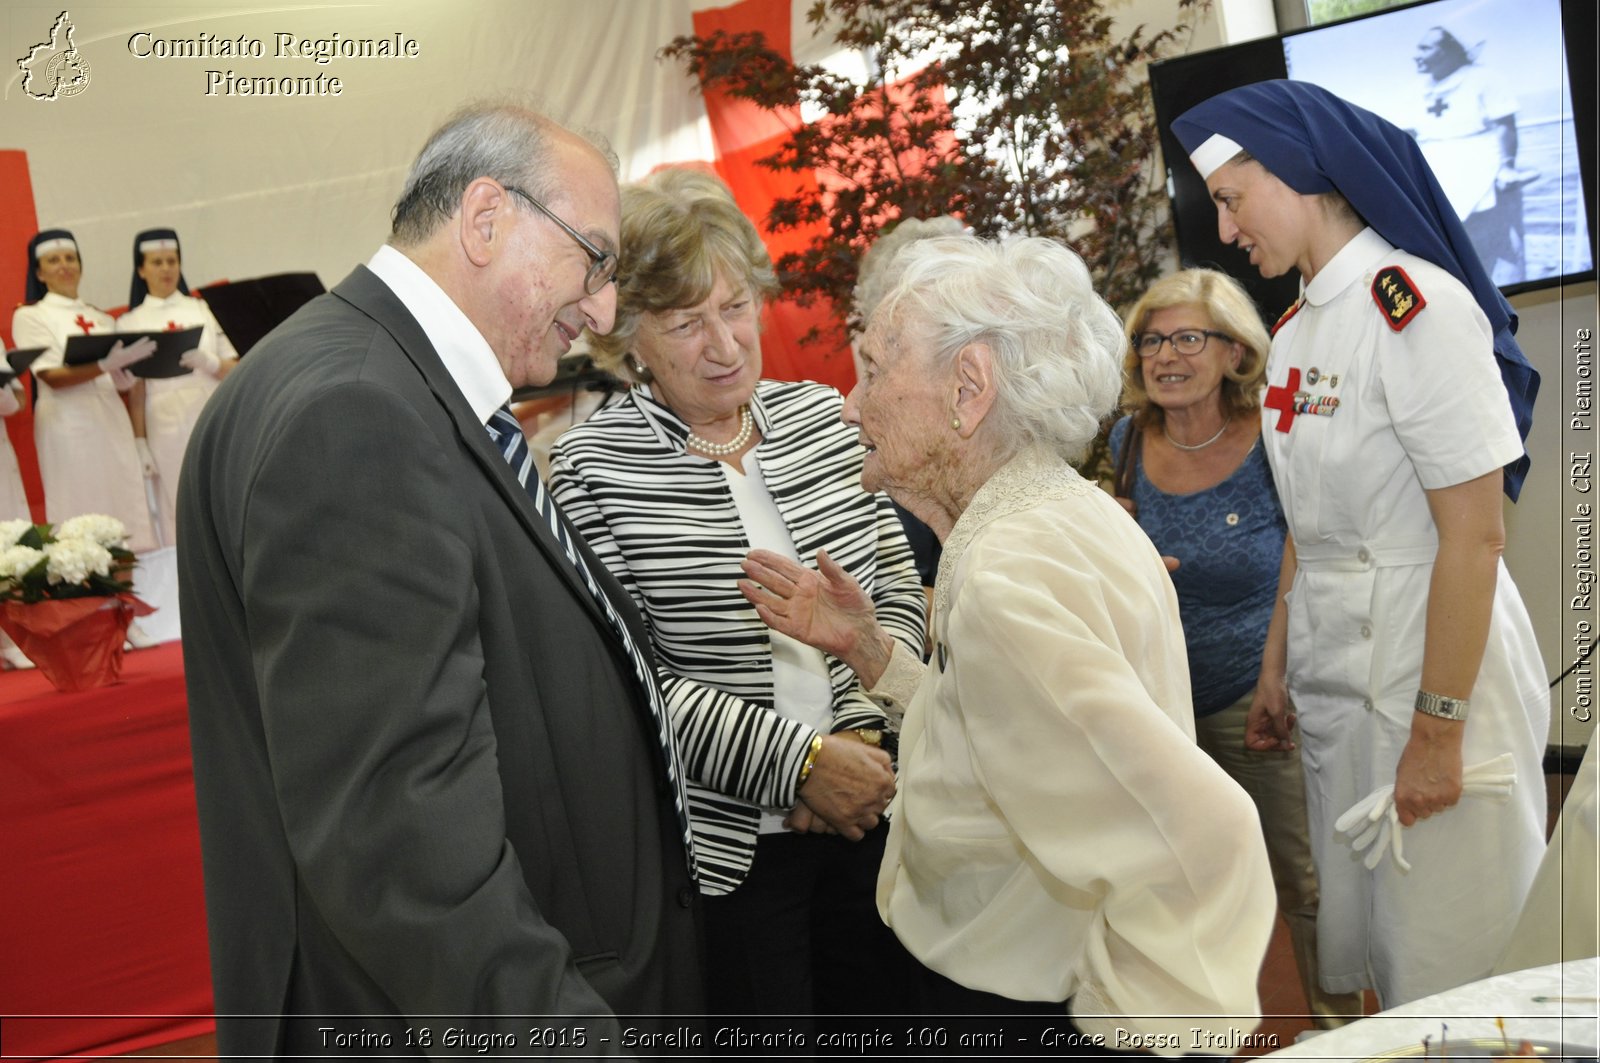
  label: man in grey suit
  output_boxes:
[178,102,701,1056]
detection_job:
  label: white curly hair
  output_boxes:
[870,234,1126,463]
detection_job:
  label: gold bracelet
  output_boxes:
[798,734,824,786]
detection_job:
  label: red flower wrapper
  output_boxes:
[0,594,155,692]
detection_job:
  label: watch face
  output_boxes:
[1416,693,1466,720]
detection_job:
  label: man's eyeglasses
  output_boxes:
[503,184,619,295]
[1134,329,1233,358]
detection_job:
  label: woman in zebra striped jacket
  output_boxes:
[548,169,927,1019]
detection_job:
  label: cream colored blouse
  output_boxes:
[873,446,1276,1054]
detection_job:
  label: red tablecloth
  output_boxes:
[0,642,215,1059]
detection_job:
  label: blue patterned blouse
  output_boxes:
[1109,415,1286,716]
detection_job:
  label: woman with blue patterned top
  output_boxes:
[1110,268,1362,1029]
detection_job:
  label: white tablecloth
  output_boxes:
[1266,958,1598,1059]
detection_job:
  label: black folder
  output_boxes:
[4,347,46,377]
[198,273,325,356]
[62,328,204,379]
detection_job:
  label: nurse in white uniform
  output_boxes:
[117,228,237,545]
[0,377,35,668]
[1173,81,1547,1008]
[9,230,157,550]
[10,230,160,648]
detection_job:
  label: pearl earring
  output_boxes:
[951,417,962,430]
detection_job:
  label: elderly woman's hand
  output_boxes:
[797,733,896,841]
[782,802,837,835]
[741,548,895,687]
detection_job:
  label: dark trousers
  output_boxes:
[701,824,919,1026]
[699,825,1160,1058]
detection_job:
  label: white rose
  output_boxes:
[0,519,34,547]
[55,514,128,549]
[43,538,113,586]
[0,544,45,581]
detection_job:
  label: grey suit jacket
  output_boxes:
[178,266,701,1057]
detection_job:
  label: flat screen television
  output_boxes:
[1148,0,1596,322]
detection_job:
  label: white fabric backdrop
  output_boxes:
[0,0,753,307]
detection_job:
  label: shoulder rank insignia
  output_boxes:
[1371,266,1426,332]
[1270,298,1303,337]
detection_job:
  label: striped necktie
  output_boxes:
[485,404,697,876]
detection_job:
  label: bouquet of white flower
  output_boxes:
[0,514,135,604]
[0,514,149,691]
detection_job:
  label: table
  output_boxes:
[0,643,214,1059]
[1267,958,1599,1059]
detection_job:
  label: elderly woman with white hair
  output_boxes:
[851,216,966,598]
[741,233,1275,1050]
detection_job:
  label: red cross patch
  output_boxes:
[1263,367,1302,433]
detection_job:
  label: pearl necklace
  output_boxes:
[686,405,754,457]
[1163,419,1228,452]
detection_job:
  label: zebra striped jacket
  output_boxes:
[549,380,926,895]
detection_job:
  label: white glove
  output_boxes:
[0,385,19,418]
[135,438,158,479]
[107,366,138,392]
[1335,784,1405,871]
[178,347,222,377]
[100,336,156,373]
[1335,754,1517,872]
[1460,752,1518,788]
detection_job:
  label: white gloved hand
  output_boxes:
[0,385,19,418]
[135,438,159,478]
[1336,753,1517,872]
[107,366,138,392]
[100,336,156,373]
[178,347,221,377]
